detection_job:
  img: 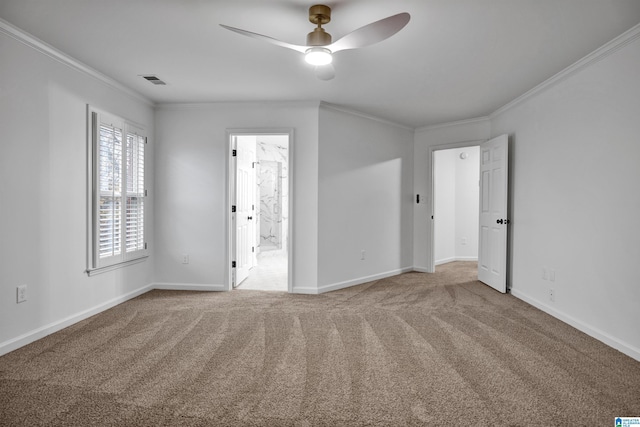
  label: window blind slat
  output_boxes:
[98,196,121,258]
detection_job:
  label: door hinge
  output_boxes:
[232,261,236,268]
[144,189,148,197]
[232,149,237,157]
[252,162,255,168]
[231,205,236,213]
[252,246,255,253]
[144,242,147,250]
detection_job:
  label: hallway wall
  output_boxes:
[434,147,479,265]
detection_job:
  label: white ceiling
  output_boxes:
[1,0,639,128]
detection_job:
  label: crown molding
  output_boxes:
[415,116,491,133]
[155,100,322,111]
[0,18,154,107]
[319,102,414,131]
[490,22,640,119]
[415,23,640,132]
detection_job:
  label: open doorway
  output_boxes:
[228,131,291,292]
[428,135,510,292]
[433,146,480,270]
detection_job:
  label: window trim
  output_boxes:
[86,106,149,275]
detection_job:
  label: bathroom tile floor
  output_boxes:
[237,250,288,292]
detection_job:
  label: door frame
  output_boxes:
[225,128,294,292]
[426,139,486,273]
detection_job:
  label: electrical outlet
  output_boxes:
[461,237,467,246]
[17,285,27,303]
[542,268,548,280]
[549,270,556,282]
[182,254,189,264]
[361,250,366,260]
[549,288,555,303]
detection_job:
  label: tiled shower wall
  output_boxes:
[257,139,288,252]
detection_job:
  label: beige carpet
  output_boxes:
[1,262,639,426]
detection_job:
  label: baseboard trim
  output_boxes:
[316,267,414,294]
[455,256,478,262]
[152,283,225,292]
[291,286,320,295]
[435,257,478,266]
[0,282,225,357]
[511,288,640,362]
[0,284,152,357]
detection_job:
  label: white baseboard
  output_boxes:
[435,257,456,266]
[316,267,414,294]
[511,288,640,362]
[435,256,478,266]
[291,286,320,295]
[0,282,227,357]
[0,284,152,357]
[152,283,226,292]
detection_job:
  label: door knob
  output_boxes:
[496,219,510,224]
[248,216,253,220]
[497,219,503,224]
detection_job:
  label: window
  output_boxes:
[88,108,148,274]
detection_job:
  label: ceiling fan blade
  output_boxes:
[328,12,410,53]
[220,24,308,53]
[314,64,335,81]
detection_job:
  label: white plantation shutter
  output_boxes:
[90,109,148,272]
[98,123,123,260]
[125,130,145,256]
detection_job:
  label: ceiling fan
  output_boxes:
[220,5,410,80]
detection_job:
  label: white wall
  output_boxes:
[317,105,414,291]
[153,103,319,292]
[0,26,155,354]
[434,147,479,265]
[414,29,640,359]
[454,147,480,260]
[434,150,456,263]
[491,31,640,359]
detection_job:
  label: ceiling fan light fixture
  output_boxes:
[221,6,411,80]
[305,47,332,66]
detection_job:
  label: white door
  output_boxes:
[234,137,256,287]
[478,134,509,293]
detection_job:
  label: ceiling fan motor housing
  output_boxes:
[307,28,331,46]
[308,5,331,25]
[307,4,332,46]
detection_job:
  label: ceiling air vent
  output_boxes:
[141,75,166,85]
